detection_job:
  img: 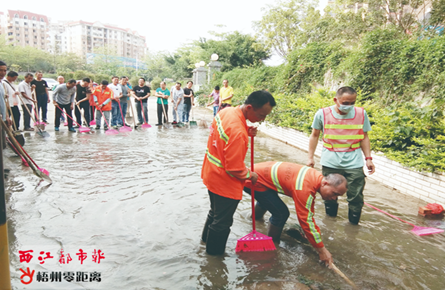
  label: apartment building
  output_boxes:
[0,10,49,50]
[62,21,146,59]
[0,9,146,60]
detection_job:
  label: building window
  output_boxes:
[24,15,28,19]
[14,14,19,18]
[8,32,13,36]
[40,18,44,22]
[26,41,29,43]
[32,16,36,21]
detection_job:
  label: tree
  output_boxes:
[254,0,317,58]
[196,31,270,71]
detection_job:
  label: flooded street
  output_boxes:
[4,98,445,290]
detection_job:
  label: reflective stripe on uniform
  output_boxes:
[323,134,364,140]
[324,124,363,129]
[206,149,223,168]
[295,166,310,191]
[215,115,229,144]
[271,162,284,194]
[323,142,360,149]
[206,149,236,177]
[305,195,322,244]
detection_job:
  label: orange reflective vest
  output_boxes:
[322,107,365,152]
[92,87,112,111]
[245,161,324,248]
[201,107,249,200]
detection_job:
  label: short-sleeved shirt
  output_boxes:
[18,81,34,105]
[119,84,129,103]
[156,88,170,105]
[171,88,184,104]
[133,86,151,103]
[76,83,91,102]
[108,83,122,102]
[183,88,194,106]
[30,79,48,95]
[312,105,372,169]
[210,91,220,107]
[2,80,20,106]
[220,86,234,105]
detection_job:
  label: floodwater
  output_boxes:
[4,98,445,290]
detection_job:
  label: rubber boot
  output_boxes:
[325,203,339,217]
[254,203,268,220]
[348,209,362,225]
[201,216,213,243]
[206,228,230,255]
[267,223,284,243]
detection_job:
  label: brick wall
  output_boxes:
[258,123,445,206]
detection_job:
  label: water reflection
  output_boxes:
[4,99,445,290]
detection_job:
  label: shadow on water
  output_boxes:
[4,99,445,289]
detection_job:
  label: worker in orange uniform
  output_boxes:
[244,161,348,265]
[201,90,276,255]
[92,80,113,130]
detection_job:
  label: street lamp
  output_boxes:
[211,53,219,61]
[199,61,205,67]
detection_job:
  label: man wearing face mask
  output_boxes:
[307,86,375,225]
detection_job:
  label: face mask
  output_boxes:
[338,105,354,113]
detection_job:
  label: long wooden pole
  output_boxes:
[0,119,52,184]
[0,119,12,290]
[331,263,358,289]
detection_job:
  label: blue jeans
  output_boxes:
[120,102,128,125]
[111,101,120,126]
[135,101,148,124]
[213,106,219,116]
[243,187,290,227]
[173,103,183,122]
[182,103,192,122]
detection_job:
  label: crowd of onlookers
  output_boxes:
[0,59,238,133]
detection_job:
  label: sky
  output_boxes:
[3,0,328,64]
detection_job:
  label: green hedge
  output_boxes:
[208,31,445,172]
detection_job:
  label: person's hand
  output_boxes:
[70,104,74,110]
[307,157,315,168]
[53,101,59,107]
[47,98,50,103]
[250,172,258,185]
[6,117,12,127]
[366,159,375,175]
[316,247,333,268]
[247,126,258,137]
[31,84,36,89]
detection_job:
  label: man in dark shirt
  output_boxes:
[131,78,151,125]
[74,78,92,127]
[182,81,194,123]
[30,71,49,123]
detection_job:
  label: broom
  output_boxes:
[236,136,276,253]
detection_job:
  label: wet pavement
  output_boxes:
[4,98,445,290]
